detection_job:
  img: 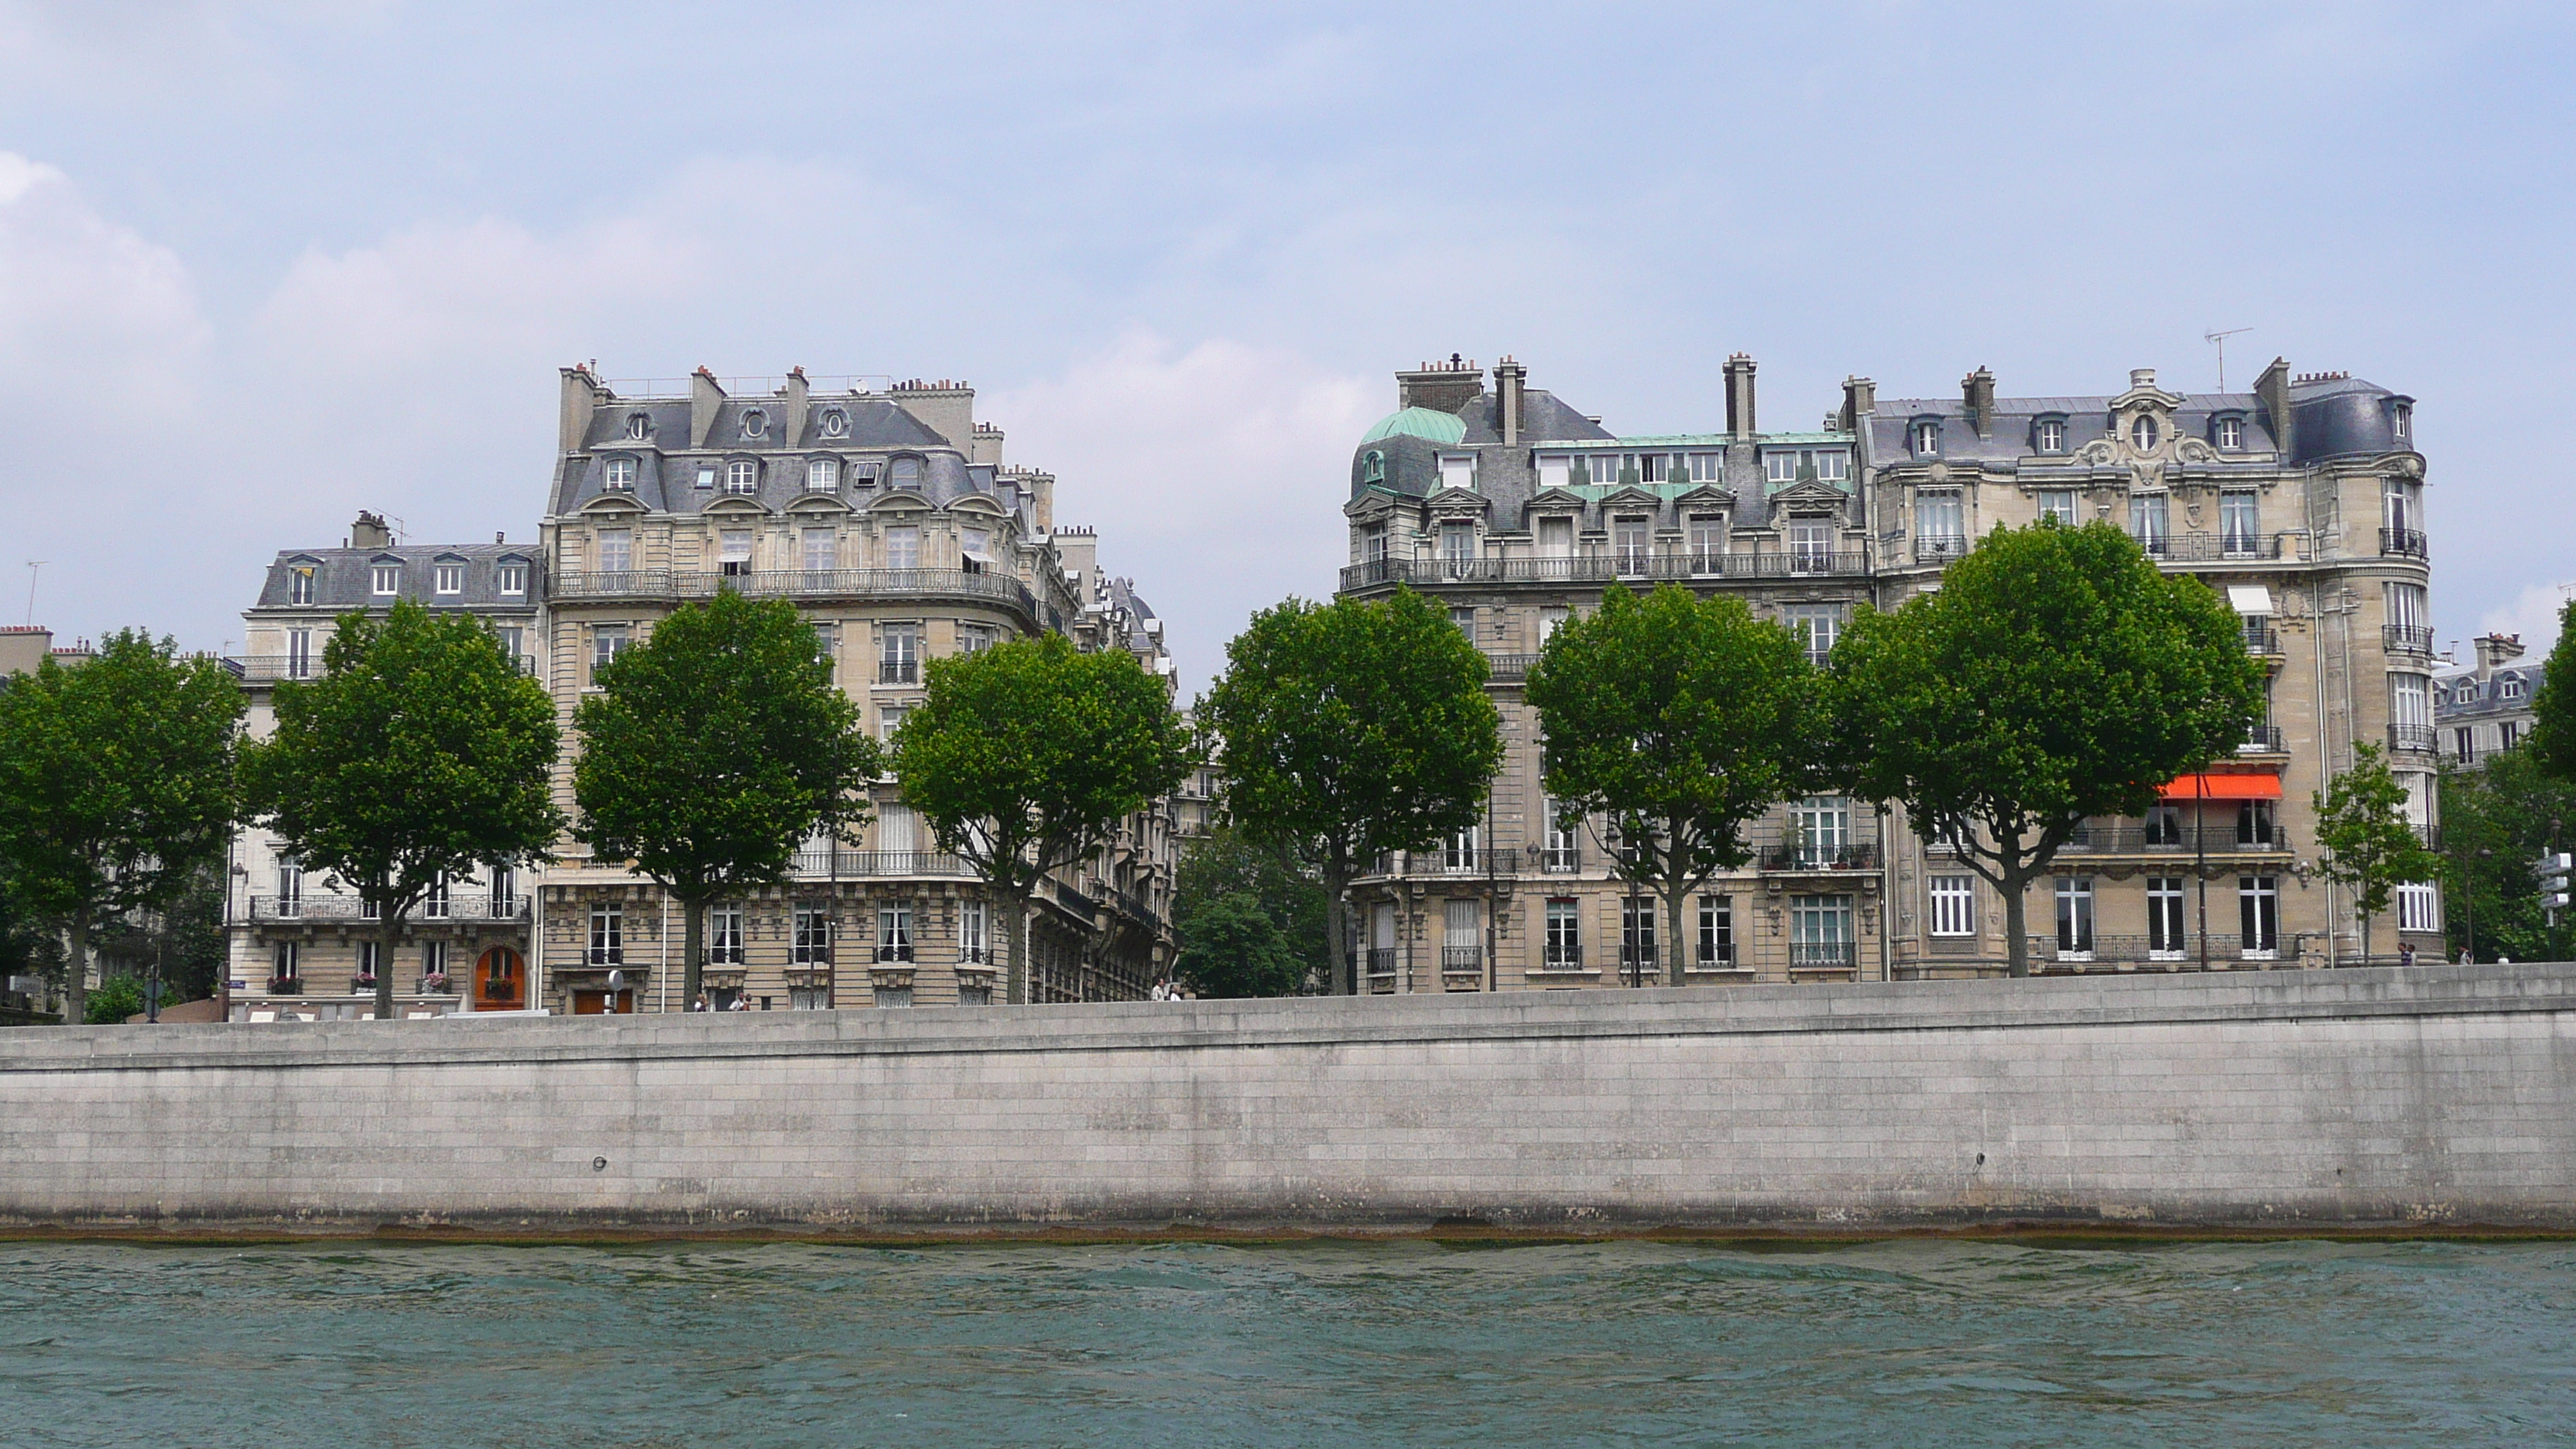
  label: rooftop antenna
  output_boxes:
[2204,328,2252,392]
[22,561,43,628]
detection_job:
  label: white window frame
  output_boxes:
[496,563,527,596]
[2054,876,2095,958]
[2396,882,2439,934]
[884,526,921,570]
[724,460,758,495]
[707,905,745,965]
[2132,414,2160,451]
[595,528,632,574]
[288,567,314,605]
[588,906,623,966]
[2148,875,2187,959]
[1687,452,1723,483]
[434,562,464,595]
[2218,416,2244,449]
[807,457,838,492]
[2038,489,2078,525]
[961,899,989,964]
[1543,899,1580,968]
[2036,420,2064,453]
[1913,421,1939,455]
[1929,875,1975,937]
[1697,895,1734,966]
[370,563,400,596]
[605,457,636,491]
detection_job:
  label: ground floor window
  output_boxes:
[2396,881,2441,933]
[1928,875,1975,937]
[2239,875,2280,957]
[2148,876,2187,958]
[1697,895,1734,964]
[1790,895,1854,967]
[2054,877,2095,958]
[1544,899,1580,968]
[271,940,299,984]
[789,985,831,1010]
[957,982,993,1006]
[355,940,380,982]
[420,940,447,984]
[1620,897,1656,976]
[872,984,913,1008]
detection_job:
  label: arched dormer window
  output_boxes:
[2131,414,2160,451]
[1910,418,1941,457]
[807,457,840,493]
[1361,450,1386,485]
[625,412,651,440]
[284,557,319,606]
[603,456,637,491]
[741,409,767,440]
[2033,416,2067,454]
[724,459,759,495]
[2501,673,2527,701]
[2214,413,2246,450]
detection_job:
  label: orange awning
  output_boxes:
[2158,772,2282,801]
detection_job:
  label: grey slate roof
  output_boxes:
[251,542,543,611]
[1868,374,2410,467]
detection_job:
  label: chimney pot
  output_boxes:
[2130,368,2157,391]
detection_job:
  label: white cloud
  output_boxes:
[0,149,204,396]
[2475,581,2574,663]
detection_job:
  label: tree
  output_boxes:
[245,601,563,1021]
[1524,584,1822,986]
[1198,589,1502,995]
[574,590,878,1009]
[2437,749,2576,964]
[2527,598,2576,783]
[84,975,146,1026]
[0,630,242,1026]
[896,633,1189,1005]
[1171,825,1328,998]
[2314,741,2443,965]
[1832,522,2267,978]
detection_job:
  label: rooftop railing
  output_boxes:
[1341,550,1869,593]
[554,567,1037,617]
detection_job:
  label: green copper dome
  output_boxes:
[1360,406,1467,446]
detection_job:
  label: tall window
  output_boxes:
[1612,517,1650,573]
[1440,522,1475,574]
[2129,492,2170,554]
[878,803,915,856]
[1448,606,1476,635]
[372,562,401,595]
[1929,875,1975,937]
[2054,876,2095,957]
[1544,899,1581,968]
[1697,895,1734,965]
[2393,673,2432,730]
[2148,876,2186,957]
[807,458,839,492]
[589,906,623,966]
[356,940,379,982]
[434,563,464,595]
[1788,522,1834,570]
[596,528,632,574]
[605,457,635,491]
[1620,898,1656,975]
[1443,899,1480,969]
[792,907,831,965]
[2038,489,2078,525]
[491,865,516,915]
[276,854,302,914]
[497,563,527,595]
[707,906,745,965]
[879,703,908,742]
[1790,894,1852,966]
[1541,801,1577,872]
[958,624,997,655]
[2455,726,2477,764]
[2237,799,2276,847]
[961,527,990,562]
[884,526,920,570]
[2502,721,2521,751]
[1688,514,1725,569]
[2221,491,2259,554]
[1443,826,1478,872]
[420,940,447,982]
[2393,405,2411,443]
[1539,606,1570,639]
[802,527,836,574]
[2145,802,2184,846]
[2239,875,2279,957]
[286,628,313,680]
[880,624,920,683]
[961,899,989,964]
[1363,525,1390,563]
[1791,795,1849,865]
[725,460,758,495]
[716,528,753,577]
[2036,420,2064,453]
[271,940,300,984]
[289,567,314,605]
[1784,605,1841,667]
[877,905,913,962]
[1916,489,1964,557]
[1912,421,1939,455]
[423,875,449,920]
[591,625,629,676]
[1535,518,1570,559]
[2396,882,2439,933]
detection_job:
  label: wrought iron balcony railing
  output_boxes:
[553,567,1039,618]
[1341,550,1869,592]
[2058,824,2291,856]
[2379,528,2429,560]
[1913,535,1969,564]
[2389,722,2438,753]
[790,851,969,878]
[2242,724,2287,752]
[1759,842,1882,872]
[2383,624,2436,656]
[243,895,529,923]
[1789,940,1858,968]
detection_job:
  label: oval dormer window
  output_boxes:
[2132,415,2159,452]
[742,409,767,439]
[821,409,848,438]
[625,413,651,440]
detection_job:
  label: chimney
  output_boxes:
[558,364,602,456]
[1394,355,1485,414]
[781,365,811,447]
[1723,353,1758,440]
[2254,356,2294,458]
[1493,356,1526,446]
[495,531,505,544]
[889,379,976,450]
[2475,633,2527,680]
[1838,376,1875,431]
[690,366,726,449]
[350,511,392,550]
[1962,367,1996,438]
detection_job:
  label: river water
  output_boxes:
[2,1239,2571,1447]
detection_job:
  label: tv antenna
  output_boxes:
[2205,328,2252,392]
[22,561,43,628]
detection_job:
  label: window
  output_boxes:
[1916,489,1965,557]
[491,865,516,916]
[880,623,920,684]
[1929,875,1975,937]
[1440,522,1476,573]
[885,526,920,570]
[961,527,990,563]
[1443,826,1478,872]
[423,875,449,920]
[1448,606,1476,635]
[372,562,400,595]
[1913,420,1940,455]
[288,565,314,605]
[961,900,989,964]
[275,855,303,914]
[2501,675,2528,701]
[1540,606,1571,640]
[2054,877,2095,957]
[2393,404,2411,443]
[1697,895,1735,965]
[850,461,880,489]
[434,563,463,595]
[2038,489,2078,525]
[2239,875,2279,957]
[2146,803,2184,846]
[271,940,300,984]
[2131,414,2159,451]
[1784,606,1841,667]
[1620,898,1656,975]
[2396,882,2439,933]
[1791,795,1850,865]
[1687,452,1723,483]
[420,940,446,981]
[605,457,636,491]
[958,623,997,655]
[2036,419,2064,453]
[802,527,836,574]
[694,463,717,490]
[2218,416,2244,449]
[1813,450,1848,483]
[2210,492,2260,557]
[1541,801,1578,872]
[877,905,913,962]
[625,413,651,440]
[2149,876,2187,958]
[2502,721,2521,751]
[741,409,766,439]
[355,940,379,982]
[1789,894,1853,967]
[879,704,908,742]
[725,460,758,494]
[2456,726,2477,763]
[497,562,527,595]
[1444,899,1480,971]
[1439,454,1475,491]
[1612,516,1650,573]
[1766,450,1802,484]
[1544,899,1581,968]
[286,628,313,681]
[821,409,848,438]
[591,625,629,674]
[1789,522,1834,570]
[793,907,831,965]
[2129,492,2170,554]
[2393,673,2431,728]
[807,458,839,492]
[889,457,922,490]
[1362,525,1390,564]
[707,906,745,965]
[596,528,632,574]
[2236,798,2276,848]
[1687,515,1725,569]
[588,906,623,966]
[718,528,753,577]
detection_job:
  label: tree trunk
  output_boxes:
[62,905,90,1026]
[377,903,401,1021]
[2002,872,2031,978]
[1321,848,1352,995]
[1664,873,1689,988]
[682,893,705,1009]
[2360,911,2372,970]
[1004,885,1032,1005]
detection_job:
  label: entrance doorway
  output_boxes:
[571,989,632,1015]
[473,946,525,1011]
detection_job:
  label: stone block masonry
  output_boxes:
[5,963,2576,1233]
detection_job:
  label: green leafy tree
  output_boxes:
[574,590,878,1008]
[84,975,146,1026]
[1171,825,1328,997]
[90,860,229,1012]
[2527,598,2576,783]
[2314,741,2443,965]
[1524,584,1822,985]
[1833,522,2266,977]
[2437,750,2576,963]
[246,600,563,1020]
[0,630,242,1026]
[1198,589,1502,995]
[896,633,1189,1005]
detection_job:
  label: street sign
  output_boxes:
[2538,852,2573,915]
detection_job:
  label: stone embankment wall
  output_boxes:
[5,964,2575,1232]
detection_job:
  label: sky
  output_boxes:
[2,0,2571,693]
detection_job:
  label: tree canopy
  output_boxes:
[245,600,562,1020]
[2313,740,2442,965]
[2527,598,2576,784]
[1832,521,2267,977]
[1198,588,1501,994]
[1170,824,1328,998]
[896,632,1189,1005]
[574,589,879,1007]
[2437,748,2576,964]
[1525,584,1822,985]
[0,629,242,1026]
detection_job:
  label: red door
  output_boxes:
[474,947,524,1011]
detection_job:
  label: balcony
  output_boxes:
[1616,945,1660,978]
[1440,946,1483,982]
[2383,624,2436,656]
[790,851,970,878]
[1484,653,1541,683]
[2242,724,2287,752]
[1759,842,1882,873]
[2388,722,2438,754]
[1913,535,1969,565]
[2058,824,2292,857]
[242,895,529,923]
[2242,621,2280,656]
[873,944,916,964]
[1531,842,1581,874]
[1540,949,1584,971]
[2379,528,2429,560]
[553,567,1040,618]
[1789,940,1858,970]
[265,975,303,995]
[2138,533,2290,564]
[228,654,541,684]
[1340,549,1868,594]
[878,661,920,685]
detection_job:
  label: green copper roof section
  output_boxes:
[1526,430,1855,447]
[1361,406,1468,445]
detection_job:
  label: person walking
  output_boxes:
[2400,942,2417,970]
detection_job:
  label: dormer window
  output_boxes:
[851,461,879,488]
[807,458,839,492]
[889,456,923,490]
[724,461,757,495]
[741,409,766,439]
[371,562,401,596]
[287,564,315,606]
[433,561,464,595]
[1438,453,1475,491]
[2393,404,2412,443]
[1766,451,1800,483]
[2502,674,2526,701]
[625,413,651,440]
[1361,450,1386,485]
[820,409,848,438]
[496,562,528,596]
[1912,420,1940,456]
[2218,416,2243,450]
[2131,415,2159,451]
[604,457,636,491]
[2036,419,2064,453]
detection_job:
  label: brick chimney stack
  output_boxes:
[1723,354,1758,440]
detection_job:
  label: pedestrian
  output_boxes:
[691,992,710,1012]
[728,992,748,1011]
[2400,942,2416,970]
[2459,947,2473,965]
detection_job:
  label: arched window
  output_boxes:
[625,413,651,440]
[2036,419,2064,453]
[742,409,767,439]
[1362,450,1386,485]
[2132,414,2159,451]
[604,457,636,491]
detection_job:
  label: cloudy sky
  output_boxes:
[2,1,2571,690]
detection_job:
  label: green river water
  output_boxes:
[1,1238,2571,1447]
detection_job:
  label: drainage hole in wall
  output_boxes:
[593,1156,608,1173]
[1975,1153,1986,1166]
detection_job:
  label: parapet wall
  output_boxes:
[6,964,2576,1232]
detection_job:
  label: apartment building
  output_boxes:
[2435,632,2547,770]
[221,512,544,1020]
[536,366,1173,1013]
[1334,354,2441,988]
